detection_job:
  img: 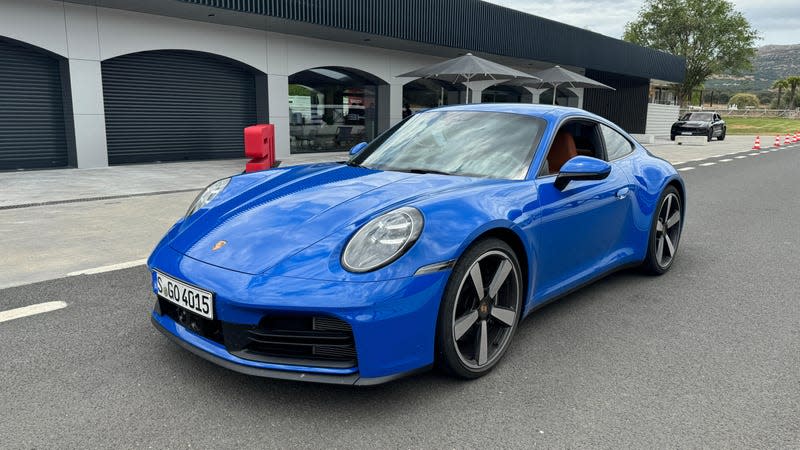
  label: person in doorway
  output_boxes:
[402,103,413,119]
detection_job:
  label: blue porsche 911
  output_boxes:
[148,104,685,385]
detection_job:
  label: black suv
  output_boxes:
[671,112,726,142]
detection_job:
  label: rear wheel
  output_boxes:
[436,238,522,379]
[718,127,726,141]
[641,186,683,275]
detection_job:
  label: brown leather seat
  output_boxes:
[547,130,578,174]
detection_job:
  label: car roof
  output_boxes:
[426,103,601,122]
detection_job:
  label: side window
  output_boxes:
[600,124,634,161]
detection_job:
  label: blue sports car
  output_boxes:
[148,104,685,385]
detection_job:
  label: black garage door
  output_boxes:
[0,38,68,170]
[102,50,258,164]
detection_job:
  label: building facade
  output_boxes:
[0,0,685,170]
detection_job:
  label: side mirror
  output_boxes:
[349,141,368,156]
[554,156,611,190]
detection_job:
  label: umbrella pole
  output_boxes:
[552,82,560,105]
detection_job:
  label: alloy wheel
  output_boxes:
[451,250,521,370]
[654,192,681,268]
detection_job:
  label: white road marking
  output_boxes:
[0,301,68,324]
[735,155,747,159]
[699,162,716,167]
[719,158,733,162]
[672,161,686,166]
[678,167,695,171]
[67,259,147,276]
[748,153,759,156]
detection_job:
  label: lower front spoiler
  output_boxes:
[151,314,430,386]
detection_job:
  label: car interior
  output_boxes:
[541,120,604,176]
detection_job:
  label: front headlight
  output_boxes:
[342,207,424,273]
[186,177,231,217]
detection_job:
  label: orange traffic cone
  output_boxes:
[752,135,761,150]
[774,135,781,147]
[785,134,791,145]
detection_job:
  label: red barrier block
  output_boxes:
[244,124,275,173]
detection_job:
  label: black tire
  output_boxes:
[670,134,676,141]
[707,129,713,142]
[641,185,683,275]
[718,127,726,141]
[436,238,523,379]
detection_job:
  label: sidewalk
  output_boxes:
[1,152,349,209]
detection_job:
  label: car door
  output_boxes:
[532,120,636,301]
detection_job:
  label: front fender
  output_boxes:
[262,182,539,283]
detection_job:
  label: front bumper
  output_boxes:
[672,127,709,136]
[148,245,450,384]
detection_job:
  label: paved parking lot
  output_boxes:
[0,136,760,289]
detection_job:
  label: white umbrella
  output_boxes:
[398,53,540,103]
[502,65,614,105]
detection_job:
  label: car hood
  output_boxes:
[674,120,710,127]
[170,163,498,274]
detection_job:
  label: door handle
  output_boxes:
[616,187,630,200]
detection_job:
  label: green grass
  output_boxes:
[722,117,800,135]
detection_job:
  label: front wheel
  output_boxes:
[718,127,726,141]
[436,238,523,379]
[707,130,713,142]
[641,186,683,275]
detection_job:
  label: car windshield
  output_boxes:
[680,112,713,121]
[351,110,545,180]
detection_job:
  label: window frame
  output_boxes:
[598,123,636,162]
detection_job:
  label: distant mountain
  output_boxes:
[706,44,800,91]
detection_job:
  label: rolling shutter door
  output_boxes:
[0,38,68,170]
[102,51,257,164]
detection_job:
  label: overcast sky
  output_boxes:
[483,0,798,46]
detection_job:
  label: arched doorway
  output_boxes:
[288,67,386,153]
[540,87,580,107]
[481,85,528,103]
[0,37,69,170]
[102,50,266,164]
[402,78,465,112]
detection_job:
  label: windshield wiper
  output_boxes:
[404,168,451,175]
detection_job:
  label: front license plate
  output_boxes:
[155,271,214,320]
[681,132,692,135]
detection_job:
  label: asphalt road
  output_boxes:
[1,148,799,448]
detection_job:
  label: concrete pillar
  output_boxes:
[570,88,585,109]
[524,88,546,104]
[389,83,404,127]
[463,80,501,104]
[64,3,108,168]
[265,37,291,158]
[267,74,290,158]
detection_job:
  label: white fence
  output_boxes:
[646,103,681,136]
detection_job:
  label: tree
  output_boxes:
[728,93,759,108]
[786,76,800,109]
[772,79,789,109]
[624,0,759,105]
